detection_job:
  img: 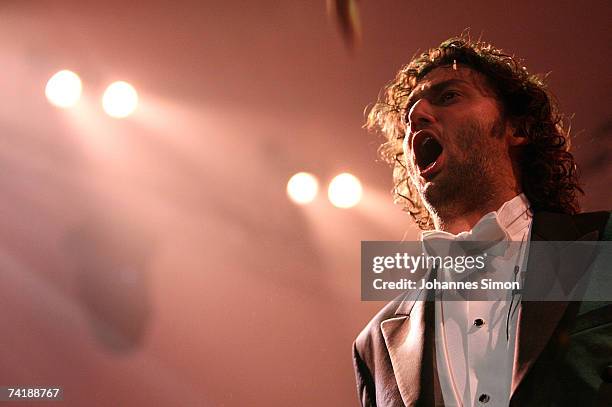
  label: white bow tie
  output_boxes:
[421,212,509,258]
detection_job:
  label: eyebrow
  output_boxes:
[405,78,472,112]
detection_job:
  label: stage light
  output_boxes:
[45,70,82,108]
[287,172,319,204]
[102,81,138,118]
[328,173,362,208]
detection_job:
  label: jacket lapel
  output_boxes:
[510,212,600,398]
[381,279,438,406]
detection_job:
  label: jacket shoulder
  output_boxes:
[354,298,402,354]
[572,210,611,240]
[532,210,611,241]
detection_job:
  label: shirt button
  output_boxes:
[474,318,485,327]
[478,393,490,403]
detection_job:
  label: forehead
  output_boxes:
[408,65,495,100]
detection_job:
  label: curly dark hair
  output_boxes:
[366,36,583,230]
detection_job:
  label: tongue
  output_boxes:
[417,138,443,170]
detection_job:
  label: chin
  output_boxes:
[421,174,468,213]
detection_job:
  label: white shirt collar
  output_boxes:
[421,193,532,241]
[495,193,532,239]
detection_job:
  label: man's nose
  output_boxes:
[407,99,436,132]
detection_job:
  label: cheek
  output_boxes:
[402,148,419,177]
[402,138,414,165]
[403,155,421,186]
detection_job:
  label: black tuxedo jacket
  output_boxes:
[353,211,612,406]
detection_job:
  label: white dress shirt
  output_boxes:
[424,194,533,406]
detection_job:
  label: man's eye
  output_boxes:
[440,91,459,103]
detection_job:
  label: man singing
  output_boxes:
[353,37,611,406]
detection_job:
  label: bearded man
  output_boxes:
[353,38,611,406]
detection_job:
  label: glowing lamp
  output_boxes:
[328,173,362,208]
[102,81,138,118]
[287,172,319,204]
[45,70,82,108]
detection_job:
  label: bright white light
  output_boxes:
[287,172,319,204]
[45,70,82,108]
[102,81,139,118]
[328,173,362,208]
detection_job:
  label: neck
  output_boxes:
[433,190,518,234]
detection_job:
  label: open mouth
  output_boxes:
[412,131,444,178]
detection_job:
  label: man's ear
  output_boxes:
[504,121,529,147]
[507,132,528,147]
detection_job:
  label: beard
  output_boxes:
[414,116,507,221]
